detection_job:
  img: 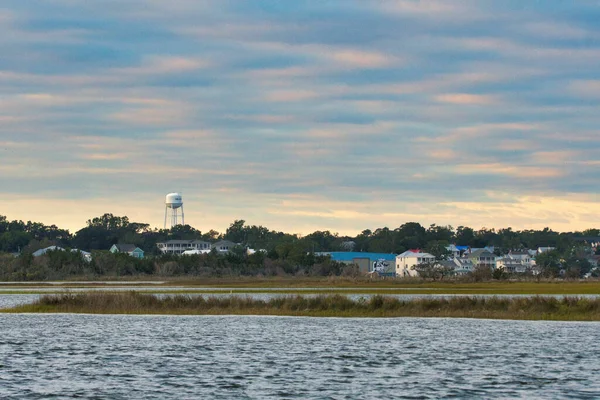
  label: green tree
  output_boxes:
[535,250,561,278]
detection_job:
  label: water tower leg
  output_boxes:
[164,206,168,229]
[181,205,185,226]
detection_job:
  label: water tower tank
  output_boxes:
[166,193,183,209]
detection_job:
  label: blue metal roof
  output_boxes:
[316,252,396,262]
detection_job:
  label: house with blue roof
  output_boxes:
[315,252,397,275]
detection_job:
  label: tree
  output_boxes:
[224,220,247,243]
[455,226,475,246]
[426,224,454,243]
[425,240,451,261]
[535,250,561,278]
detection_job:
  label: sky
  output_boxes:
[1,0,599,235]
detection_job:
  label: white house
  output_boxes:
[32,246,92,262]
[156,240,212,255]
[537,247,555,254]
[395,250,435,277]
[496,257,528,273]
[211,240,237,253]
[449,257,475,275]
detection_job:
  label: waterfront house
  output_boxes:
[467,249,496,269]
[212,240,237,253]
[315,252,397,275]
[496,257,528,273]
[395,250,436,277]
[109,244,144,259]
[156,239,212,255]
[32,246,92,262]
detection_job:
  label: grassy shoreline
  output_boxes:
[4,292,600,320]
[2,280,600,295]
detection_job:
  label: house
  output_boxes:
[496,257,528,273]
[508,251,534,267]
[32,246,92,262]
[212,240,237,253]
[537,247,555,254]
[467,249,496,269]
[315,252,397,274]
[156,239,212,255]
[449,257,475,275]
[109,244,144,259]
[32,246,64,256]
[182,249,211,255]
[468,246,495,254]
[157,240,189,254]
[395,250,436,277]
[445,244,460,258]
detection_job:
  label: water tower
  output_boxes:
[164,192,184,229]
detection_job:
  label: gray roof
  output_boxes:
[114,244,140,253]
[469,249,495,258]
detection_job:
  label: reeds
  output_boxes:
[5,292,600,320]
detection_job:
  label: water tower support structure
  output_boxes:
[164,205,185,229]
[164,193,185,229]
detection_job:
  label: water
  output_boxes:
[0,314,598,399]
[0,295,41,309]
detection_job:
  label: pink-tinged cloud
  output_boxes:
[435,93,498,105]
[226,114,295,124]
[523,21,593,40]
[113,56,209,76]
[328,49,395,68]
[110,101,191,125]
[453,163,565,178]
[380,0,477,18]
[428,149,459,161]
[264,89,319,102]
[530,150,578,164]
[496,140,536,151]
[79,153,129,161]
[569,80,600,98]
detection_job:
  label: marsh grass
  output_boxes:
[4,292,600,320]
[3,280,600,296]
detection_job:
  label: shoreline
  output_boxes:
[3,292,600,321]
[1,280,600,295]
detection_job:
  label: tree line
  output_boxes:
[0,213,598,280]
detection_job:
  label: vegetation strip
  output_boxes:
[3,281,600,295]
[3,292,600,320]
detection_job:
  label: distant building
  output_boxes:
[32,246,92,262]
[212,240,237,253]
[156,240,211,255]
[109,244,144,259]
[32,246,64,257]
[315,252,397,275]
[182,249,211,255]
[467,249,496,269]
[496,257,528,273]
[537,247,555,254]
[448,257,475,275]
[395,250,436,277]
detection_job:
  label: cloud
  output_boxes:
[435,93,499,105]
[1,0,599,234]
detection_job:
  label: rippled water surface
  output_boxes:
[1,315,599,399]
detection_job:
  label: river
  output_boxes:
[1,313,598,399]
